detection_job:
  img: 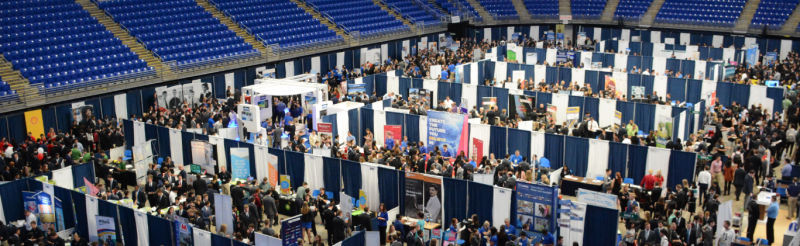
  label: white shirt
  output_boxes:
[622,139,631,144]
[717,228,736,246]
[444,99,454,109]
[697,171,712,184]
[25,213,37,230]
[661,236,670,246]
[588,120,599,131]
[424,195,441,222]
[169,191,177,205]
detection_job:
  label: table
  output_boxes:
[278,195,299,216]
[95,163,138,190]
[784,225,796,246]
[560,176,603,196]
[402,218,441,230]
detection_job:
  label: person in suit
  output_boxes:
[734,164,747,201]
[331,210,347,244]
[230,184,245,213]
[8,227,20,246]
[156,189,170,210]
[637,222,658,246]
[106,175,118,191]
[169,88,182,110]
[193,174,207,196]
[744,171,755,204]
[681,220,699,246]
[240,205,256,231]
[132,183,146,209]
[145,175,158,208]
[262,189,278,227]
[201,201,212,229]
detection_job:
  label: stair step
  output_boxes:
[194,0,267,53]
[780,4,800,32]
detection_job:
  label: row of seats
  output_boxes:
[750,0,799,29]
[477,0,518,19]
[38,67,155,88]
[0,79,17,99]
[384,0,443,25]
[97,0,258,65]
[0,81,11,93]
[571,0,607,18]
[613,0,652,19]
[523,0,559,16]
[0,0,154,88]
[212,0,342,49]
[307,0,409,36]
[655,0,745,25]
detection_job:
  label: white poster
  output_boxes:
[225,73,234,94]
[494,61,507,82]
[586,139,610,179]
[712,35,724,48]
[651,31,661,43]
[653,75,668,99]
[337,52,345,70]
[695,60,707,80]
[646,147,671,194]
[133,121,146,146]
[534,65,546,85]
[470,62,479,85]
[381,44,388,64]
[560,201,587,246]
[86,196,99,242]
[366,49,381,64]
[134,210,149,246]
[546,48,557,65]
[507,27,515,39]
[169,128,184,165]
[484,27,492,42]
[530,26,539,40]
[311,56,321,74]
[401,40,410,58]
[214,193,233,237]
[598,99,617,128]
[387,76,400,95]
[193,228,212,246]
[469,124,491,160]
[52,168,74,190]
[285,61,295,78]
[374,110,386,146]
[430,65,442,80]
[782,40,793,61]
[577,188,618,209]
[621,29,630,41]
[593,28,602,41]
[715,200,733,238]
[182,83,201,107]
[492,187,513,228]
[615,54,627,71]
[526,53,537,65]
[304,154,324,193]
[423,79,438,104]
[531,131,545,159]
[680,33,690,45]
[114,94,128,120]
[572,67,585,86]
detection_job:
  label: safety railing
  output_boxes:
[37,68,158,96]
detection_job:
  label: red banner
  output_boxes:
[384,125,402,146]
[317,123,332,134]
[472,138,484,163]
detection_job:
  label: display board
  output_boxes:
[404,173,444,225]
[509,94,535,120]
[96,215,116,245]
[281,215,303,246]
[230,148,251,179]
[515,182,558,237]
[426,111,469,156]
[175,218,193,246]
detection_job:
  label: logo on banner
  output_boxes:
[472,138,484,162]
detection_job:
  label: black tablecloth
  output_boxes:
[560,178,603,196]
[278,196,299,216]
[94,163,137,190]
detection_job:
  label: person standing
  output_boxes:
[331,210,347,244]
[789,177,800,219]
[716,221,736,246]
[697,166,712,205]
[767,194,779,244]
[746,193,759,242]
[659,229,669,246]
[377,204,389,245]
[734,164,747,201]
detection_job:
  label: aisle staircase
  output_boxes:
[0,56,39,104]
[780,4,800,33]
[465,0,494,21]
[371,0,417,33]
[195,0,273,60]
[639,0,664,26]
[289,0,351,45]
[600,0,620,22]
[76,0,166,79]
[734,0,762,32]
[511,0,532,19]
[559,0,571,16]
[427,0,449,14]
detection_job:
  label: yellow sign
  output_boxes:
[555,24,565,34]
[24,109,45,139]
[280,175,291,195]
[359,190,367,210]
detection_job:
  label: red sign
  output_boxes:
[317,123,332,134]
[472,138,484,162]
[384,125,402,146]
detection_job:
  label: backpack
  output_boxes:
[788,129,797,142]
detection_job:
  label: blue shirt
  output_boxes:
[346,135,355,143]
[393,220,405,239]
[442,149,452,158]
[386,138,395,149]
[448,64,455,72]
[283,114,293,126]
[540,232,555,245]
[510,155,523,165]
[767,201,779,218]
[782,164,792,177]
[378,212,388,227]
[207,118,215,128]
[276,102,286,113]
[401,141,408,149]
[441,70,449,79]
[505,225,516,235]
[468,160,476,168]
[419,146,427,154]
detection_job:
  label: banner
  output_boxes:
[404,173,444,225]
[72,104,94,124]
[560,201,587,246]
[384,125,402,146]
[37,191,55,227]
[481,97,496,111]
[656,115,672,147]
[24,109,45,140]
[318,123,333,140]
[427,111,469,157]
[55,197,64,231]
[282,215,303,246]
[359,190,367,210]
[267,154,279,189]
[22,191,41,227]
[516,181,558,237]
[175,218,193,246]
[566,107,580,127]
[576,188,618,209]
[96,215,116,245]
[472,138,484,162]
[230,148,251,180]
[746,46,758,67]
[280,175,291,195]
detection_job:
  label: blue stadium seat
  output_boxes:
[655,0,746,27]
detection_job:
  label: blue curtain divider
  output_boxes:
[386,112,405,137]
[507,128,531,160]
[686,79,702,103]
[634,103,655,133]
[284,151,306,190]
[71,190,88,238]
[117,206,138,246]
[564,137,589,177]
[493,87,509,111]
[544,133,564,169]
[323,157,341,202]
[72,163,95,188]
[378,168,399,209]
[98,200,122,244]
[0,179,28,222]
[405,114,421,145]
[568,96,585,122]
[342,231,366,246]
[361,108,374,146]
[627,145,649,183]
[667,77,687,103]
[341,160,362,198]
[730,83,751,107]
[608,142,628,179]
[490,126,508,157]
[443,178,468,227]
[148,214,174,246]
[584,206,619,246]
[212,233,233,246]
[467,182,493,225]
[53,186,76,229]
[668,150,697,188]
[348,108,360,145]
[438,82,452,104]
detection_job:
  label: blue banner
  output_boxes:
[55,198,64,232]
[281,215,303,246]
[22,191,41,227]
[426,111,469,156]
[515,182,559,236]
[175,218,193,246]
[547,32,555,41]
[746,47,758,68]
[36,192,55,228]
[230,148,251,180]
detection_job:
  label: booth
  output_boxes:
[242,78,328,141]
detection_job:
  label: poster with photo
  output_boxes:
[197,82,213,101]
[155,86,169,111]
[516,181,558,234]
[72,104,94,124]
[167,85,184,110]
[404,173,444,225]
[174,218,193,246]
[182,83,201,107]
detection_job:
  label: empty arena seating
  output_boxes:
[750,0,798,29]
[305,0,409,36]
[0,0,154,88]
[436,0,483,20]
[477,0,518,19]
[571,0,607,18]
[0,80,17,101]
[211,0,343,49]
[655,0,745,27]
[383,0,443,26]
[613,0,652,20]
[523,0,559,18]
[97,0,258,67]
